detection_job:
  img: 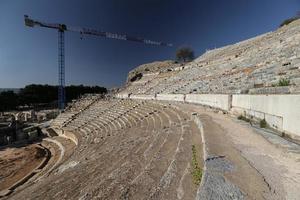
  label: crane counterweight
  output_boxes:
[24,15,34,27]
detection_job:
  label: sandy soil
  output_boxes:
[0,144,46,191]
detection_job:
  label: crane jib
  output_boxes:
[23,14,172,110]
[80,28,168,46]
[24,15,172,46]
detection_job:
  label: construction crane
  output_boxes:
[24,15,172,111]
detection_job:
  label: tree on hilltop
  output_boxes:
[279,11,300,27]
[176,47,195,63]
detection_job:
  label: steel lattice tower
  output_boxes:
[58,30,65,110]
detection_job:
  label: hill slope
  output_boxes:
[121,19,300,95]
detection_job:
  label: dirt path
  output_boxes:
[176,103,300,200]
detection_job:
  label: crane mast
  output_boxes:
[24,15,172,111]
[58,30,65,110]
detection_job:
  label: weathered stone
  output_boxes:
[249,86,291,94]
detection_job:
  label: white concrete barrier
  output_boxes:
[156,94,185,102]
[115,92,300,141]
[129,94,155,100]
[185,94,231,111]
[116,93,129,98]
[232,94,300,140]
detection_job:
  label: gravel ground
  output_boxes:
[197,155,244,200]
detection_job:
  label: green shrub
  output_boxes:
[278,78,290,86]
[238,115,251,123]
[260,119,267,128]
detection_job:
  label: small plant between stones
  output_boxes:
[191,145,202,185]
[272,78,290,87]
[237,115,251,123]
[260,119,267,128]
[278,78,290,86]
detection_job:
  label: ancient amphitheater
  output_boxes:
[2,20,300,200]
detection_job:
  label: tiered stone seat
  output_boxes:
[12,95,201,199]
[120,19,300,95]
[5,96,202,200]
[51,94,100,128]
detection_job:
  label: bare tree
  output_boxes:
[176,47,195,63]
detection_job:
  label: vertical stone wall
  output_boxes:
[232,94,300,140]
[156,94,185,101]
[185,94,232,111]
[129,94,155,100]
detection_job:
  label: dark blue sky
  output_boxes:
[0,0,299,88]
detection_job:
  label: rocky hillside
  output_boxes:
[126,60,180,83]
[121,19,300,95]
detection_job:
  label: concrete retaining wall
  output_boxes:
[116,92,300,141]
[129,94,155,100]
[116,93,129,98]
[156,94,185,102]
[232,95,300,140]
[186,94,231,111]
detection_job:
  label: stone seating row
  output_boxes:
[120,20,300,95]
